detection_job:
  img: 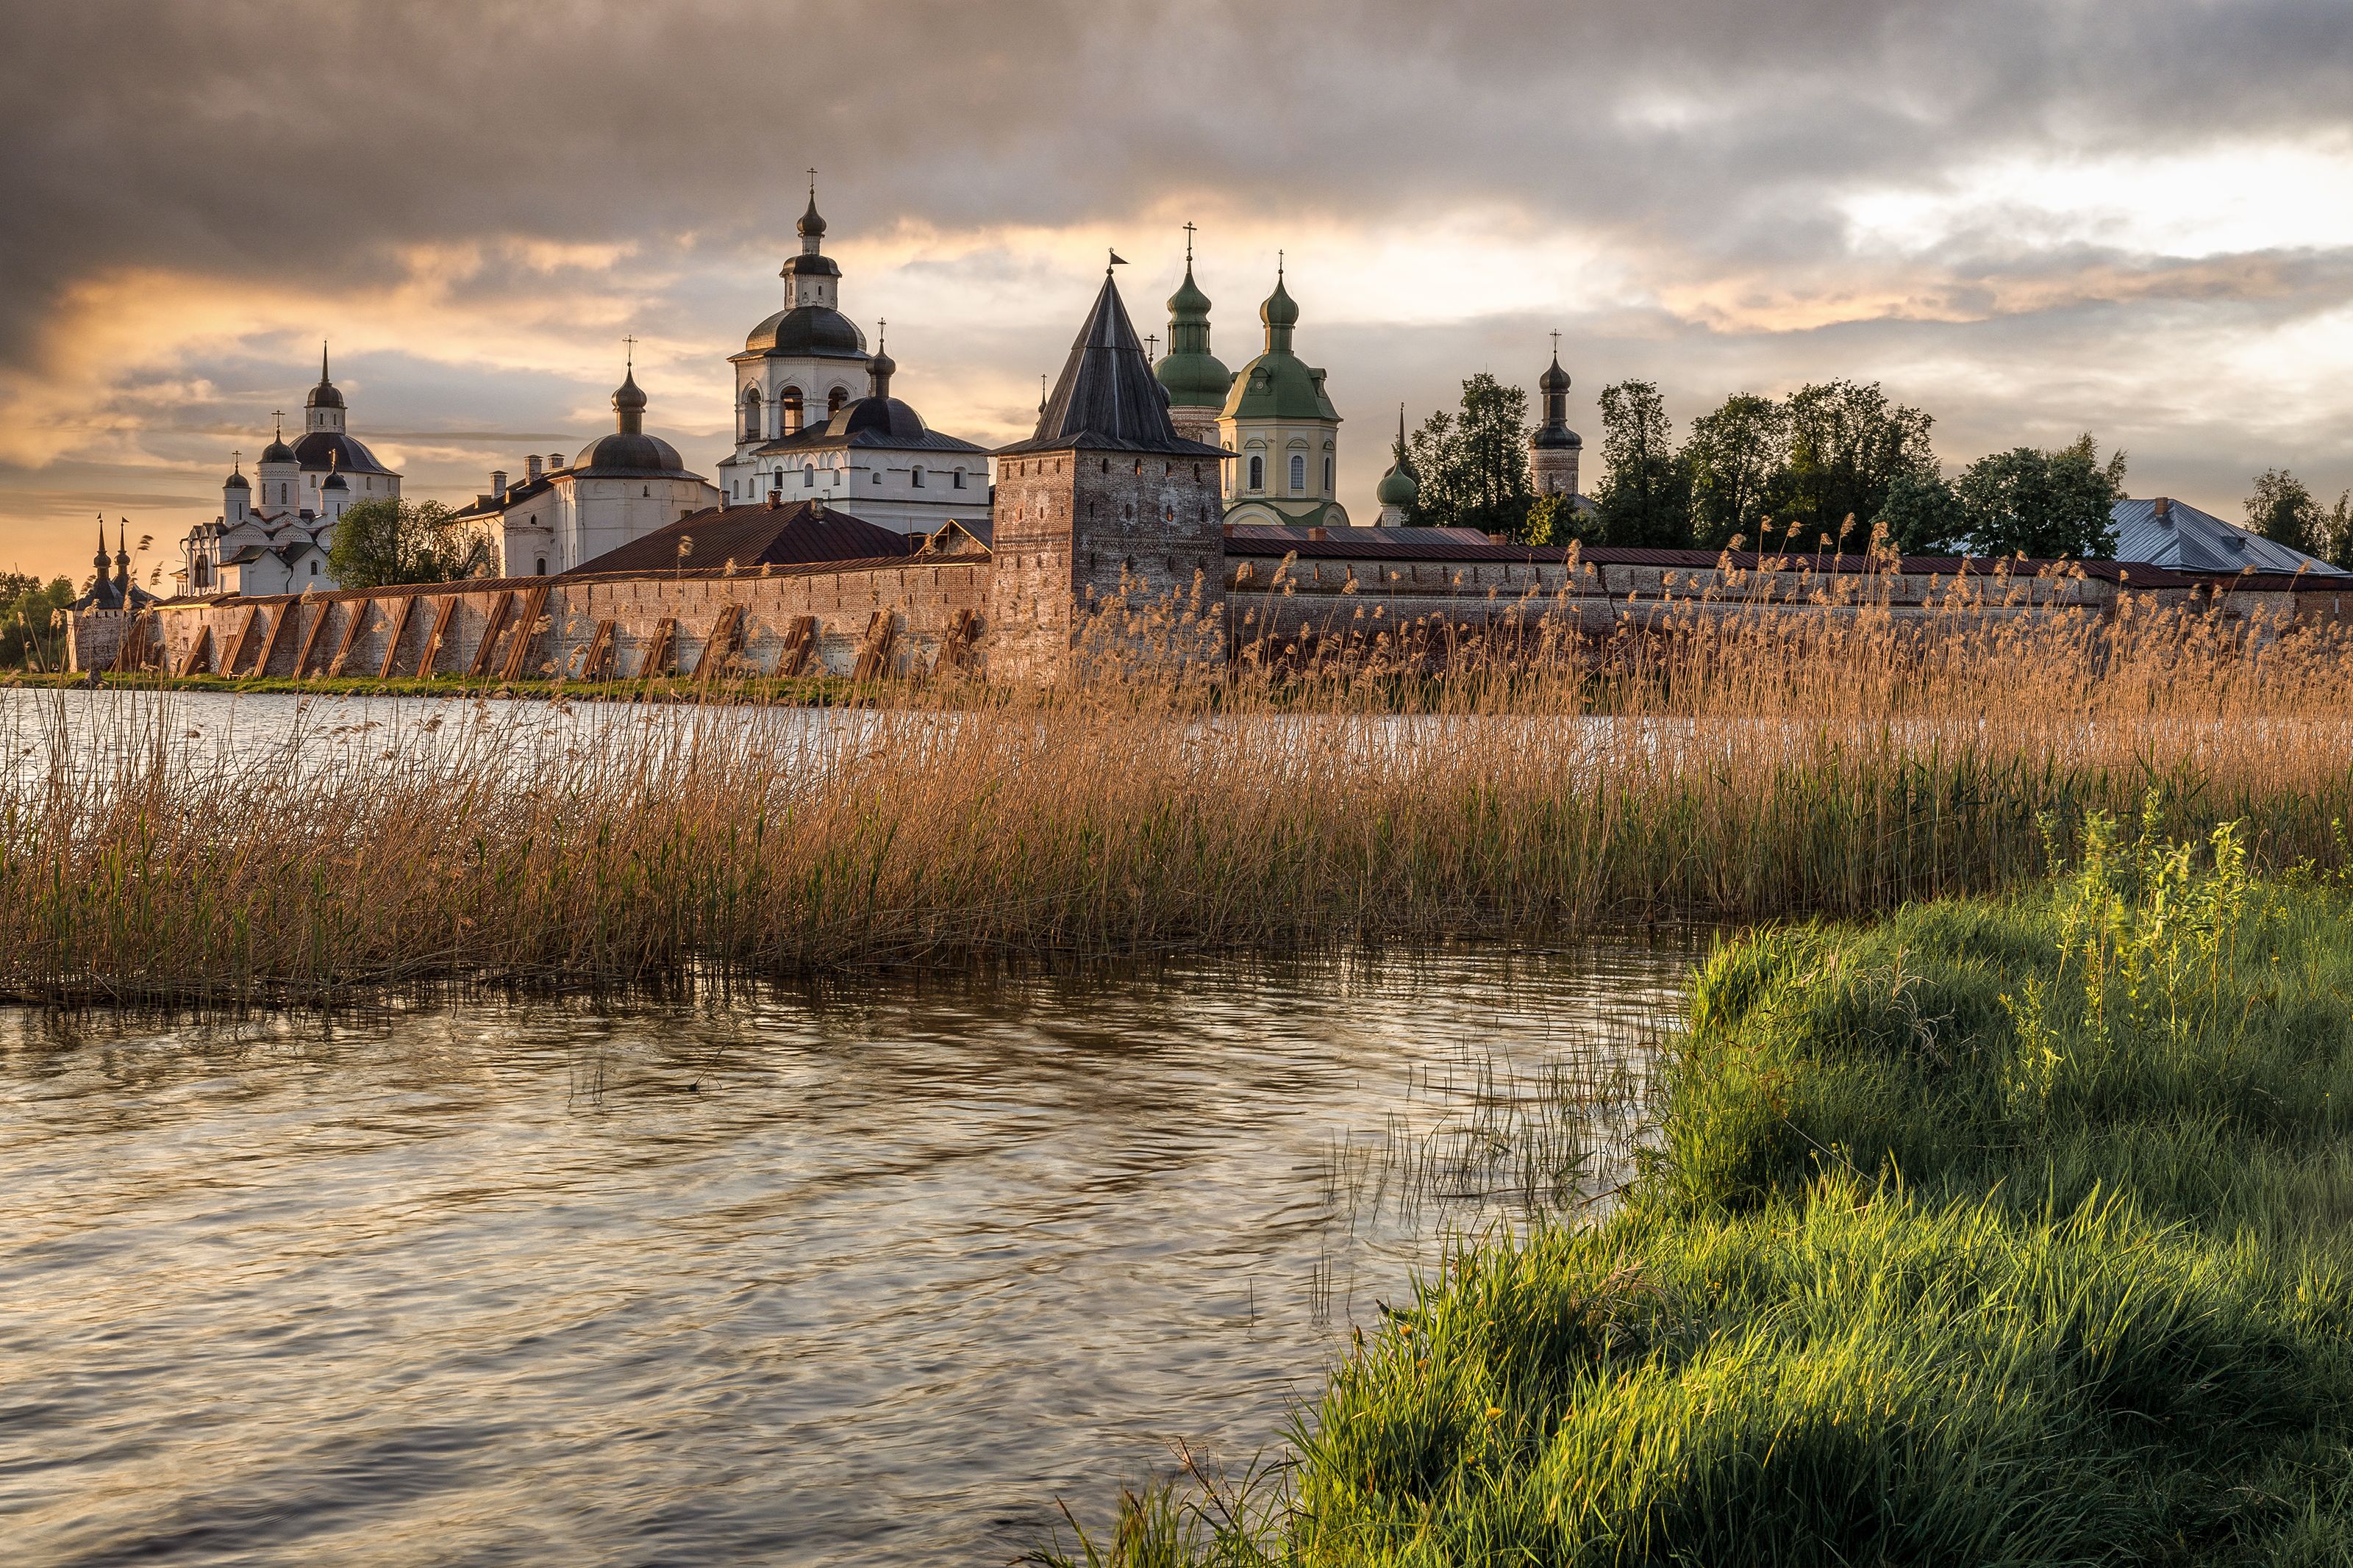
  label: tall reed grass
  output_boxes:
[9,593,2353,1001]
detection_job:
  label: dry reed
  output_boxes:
[9,587,2353,1003]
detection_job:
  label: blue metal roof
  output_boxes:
[2111,496,2348,577]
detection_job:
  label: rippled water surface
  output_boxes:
[0,948,1688,1566]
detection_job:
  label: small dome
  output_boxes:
[1376,459,1418,508]
[323,471,348,490]
[1167,266,1211,318]
[866,347,896,381]
[1155,350,1232,407]
[307,345,344,409]
[1260,274,1299,329]
[1539,353,1571,395]
[613,368,649,412]
[826,395,929,442]
[224,468,250,490]
[260,437,296,464]
[798,195,826,242]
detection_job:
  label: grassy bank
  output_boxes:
[4,669,866,704]
[1062,819,2353,1564]
[7,598,2353,1001]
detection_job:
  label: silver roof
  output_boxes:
[2112,496,2348,577]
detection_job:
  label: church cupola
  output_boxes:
[257,413,300,515]
[1376,406,1418,526]
[305,342,347,434]
[223,455,251,524]
[1155,226,1232,448]
[778,173,844,310]
[613,366,649,435]
[1259,265,1299,355]
[867,324,896,400]
[1528,332,1582,499]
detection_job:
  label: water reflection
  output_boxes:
[0,946,1688,1566]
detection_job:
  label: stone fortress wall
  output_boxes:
[99,557,991,682]
[80,531,2343,684]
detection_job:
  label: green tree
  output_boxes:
[1956,434,2126,559]
[1872,469,1968,556]
[1767,381,1938,551]
[326,497,493,590]
[1407,373,1537,540]
[2324,491,2353,571]
[1591,380,1693,548]
[2245,468,2324,556]
[1524,491,1592,548]
[1682,392,1788,549]
[0,574,76,670]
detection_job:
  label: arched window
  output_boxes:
[1290,454,1306,493]
[1249,454,1264,490]
[913,466,926,488]
[780,387,804,434]
[310,559,320,576]
[535,557,547,576]
[742,387,764,442]
[828,386,848,415]
[804,465,815,487]
[1324,456,1334,493]
[951,468,965,490]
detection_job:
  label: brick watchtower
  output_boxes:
[988,261,1232,681]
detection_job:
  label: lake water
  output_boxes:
[0,947,1688,1567]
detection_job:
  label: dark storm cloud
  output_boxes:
[7,0,2352,366]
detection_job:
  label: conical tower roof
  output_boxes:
[999,271,1229,457]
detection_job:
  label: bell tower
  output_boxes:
[988,259,1232,681]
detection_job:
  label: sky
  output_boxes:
[4,0,2352,585]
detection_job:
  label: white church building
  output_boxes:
[176,348,401,597]
[447,365,719,576]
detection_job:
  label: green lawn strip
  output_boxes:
[1068,815,2353,1565]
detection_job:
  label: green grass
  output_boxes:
[1056,815,2353,1565]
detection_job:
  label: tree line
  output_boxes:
[1393,373,2353,562]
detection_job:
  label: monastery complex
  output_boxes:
[65,189,2353,683]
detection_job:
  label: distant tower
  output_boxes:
[90,520,110,592]
[1154,224,1232,449]
[1375,406,1418,526]
[113,520,131,591]
[1529,333,1581,499]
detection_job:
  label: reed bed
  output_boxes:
[9,592,2353,1003]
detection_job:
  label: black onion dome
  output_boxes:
[799,194,826,242]
[824,395,928,441]
[743,304,866,357]
[571,430,697,478]
[307,379,344,410]
[1539,354,1571,395]
[323,470,348,490]
[224,468,250,490]
[613,368,649,412]
[260,435,296,463]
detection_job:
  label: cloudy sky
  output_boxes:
[4,0,2350,583]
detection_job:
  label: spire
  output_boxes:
[93,518,110,576]
[307,343,344,410]
[1001,272,1220,455]
[321,340,329,382]
[115,520,130,583]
